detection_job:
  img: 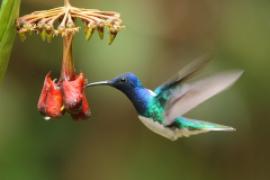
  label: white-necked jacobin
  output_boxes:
[87,60,243,141]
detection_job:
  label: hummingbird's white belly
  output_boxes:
[138,115,208,141]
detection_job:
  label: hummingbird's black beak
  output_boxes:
[86,80,111,88]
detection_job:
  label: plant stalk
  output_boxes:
[64,0,71,7]
[60,33,74,80]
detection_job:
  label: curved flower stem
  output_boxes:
[60,33,74,81]
[64,0,71,7]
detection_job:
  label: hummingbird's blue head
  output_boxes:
[86,72,143,92]
[110,73,142,91]
[87,73,153,115]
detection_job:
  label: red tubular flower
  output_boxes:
[37,33,91,121]
[62,73,91,120]
[37,72,91,120]
[37,73,64,119]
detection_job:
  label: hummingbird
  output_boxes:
[86,60,243,141]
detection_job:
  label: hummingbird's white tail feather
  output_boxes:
[138,116,235,141]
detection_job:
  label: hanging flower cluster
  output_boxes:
[16,0,124,44]
[38,72,90,120]
[16,0,124,120]
[37,34,91,121]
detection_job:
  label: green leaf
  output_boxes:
[0,0,21,82]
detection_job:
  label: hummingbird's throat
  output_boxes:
[121,88,153,116]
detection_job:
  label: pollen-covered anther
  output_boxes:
[84,27,94,41]
[23,23,35,31]
[97,23,105,40]
[40,28,54,43]
[56,26,80,37]
[109,29,118,45]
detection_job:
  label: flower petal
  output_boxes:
[45,82,64,118]
[71,93,91,120]
[37,73,64,118]
[62,73,86,111]
[37,73,52,115]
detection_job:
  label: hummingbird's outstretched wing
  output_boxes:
[163,70,243,126]
[154,55,210,95]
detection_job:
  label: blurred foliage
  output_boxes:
[0,0,270,180]
[0,0,20,82]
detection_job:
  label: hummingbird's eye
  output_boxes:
[120,77,127,83]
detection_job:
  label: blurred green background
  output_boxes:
[0,0,270,179]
